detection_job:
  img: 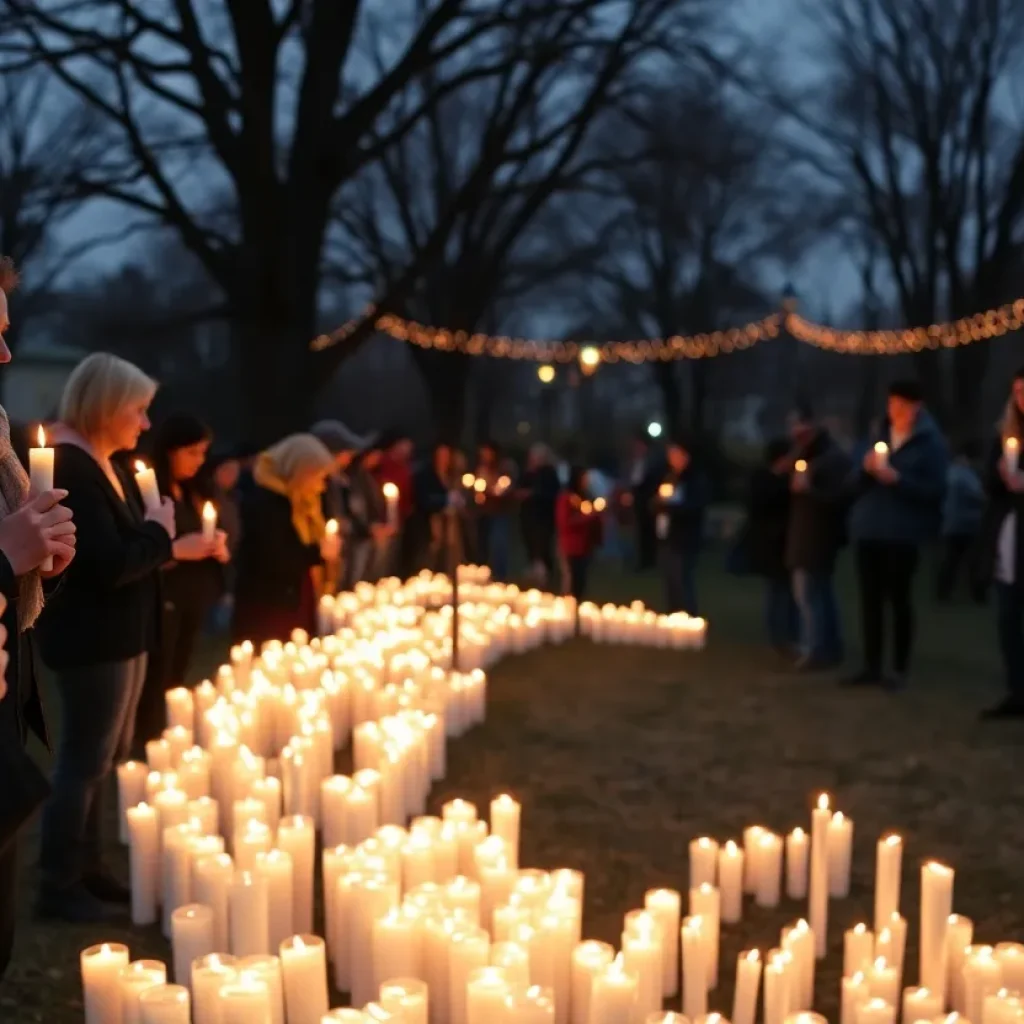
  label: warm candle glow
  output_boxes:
[383,482,399,499]
[874,441,889,455]
[795,459,808,472]
[1008,437,1019,452]
[325,518,338,535]
[135,460,147,473]
[474,478,487,493]
[461,474,475,489]
[581,500,593,515]
[36,424,46,447]
[817,793,830,810]
[594,497,607,512]
[658,483,674,499]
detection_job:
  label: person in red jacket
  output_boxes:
[556,466,601,600]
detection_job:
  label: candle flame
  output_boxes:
[746,949,761,962]
[832,811,845,824]
[854,922,867,934]
[294,935,306,951]
[1008,437,1020,451]
[884,833,901,846]
[203,500,215,519]
[36,424,46,447]
[658,482,674,498]
[383,482,399,499]
[791,827,805,838]
[325,518,338,535]
[874,441,889,454]
[874,956,888,970]
[817,793,830,810]
[134,459,148,473]
[795,459,808,472]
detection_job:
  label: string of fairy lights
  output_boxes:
[310,296,1024,370]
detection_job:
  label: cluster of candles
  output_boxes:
[578,602,706,648]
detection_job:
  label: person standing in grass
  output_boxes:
[556,466,601,602]
[936,440,985,602]
[975,367,1024,719]
[846,379,949,690]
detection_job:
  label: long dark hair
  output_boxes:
[151,413,212,500]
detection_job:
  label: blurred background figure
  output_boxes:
[625,433,661,572]
[556,466,602,602]
[340,444,389,587]
[936,439,985,603]
[654,437,708,615]
[518,443,560,588]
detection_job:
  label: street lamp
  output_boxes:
[647,421,663,439]
[537,364,556,384]
[579,346,601,376]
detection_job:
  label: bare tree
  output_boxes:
[327,0,719,439]
[780,0,1024,430]
[582,80,813,435]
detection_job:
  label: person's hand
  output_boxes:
[172,532,215,561]
[0,489,75,576]
[790,472,809,493]
[146,496,177,539]
[862,450,878,474]
[773,454,797,475]
[213,529,230,564]
[370,523,394,543]
[41,534,76,579]
[320,531,341,561]
[874,464,899,485]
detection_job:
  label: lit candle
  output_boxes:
[794,459,808,475]
[920,862,954,1000]
[873,442,890,471]
[733,950,762,1024]
[127,802,160,925]
[718,840,744,923]
[844,924,874,979]
[191,953,237,1024]
[645,888,681,997]
[809,794,831,959]
[589,953,637,1024]
[465,966,510,1024]
[948,916,975,1013]
[786,828,809,899]
[828,812,854,898]
[81,942,131,1024]
[135,459,163,513]
[489,794,521,868]
[138,983,190,1024]
[120,960,168,1024]
[383,482,400,528]
[873,835,902,932]
[841,973,871,1024]
[218,976,272,1024]
[754,832,783,908]
[867,957,898,1006]
[379,977,429,1024]
[202,501,217,543]
[171,904,215,987]
[229,869,270,958]
[29,425,55,570]
[1005,436,1020,474]
[279,934,329,1024]
[690,837,719,889]
[277,815,316,934]
[963,945,1001,1024]
[682,916,709,1019]
[903,986,943,1023]
[571,940,614,1024]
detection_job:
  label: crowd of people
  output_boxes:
[1,253,1024,976]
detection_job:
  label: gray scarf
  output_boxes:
[0,407,44,629]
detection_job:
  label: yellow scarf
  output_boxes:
[253,453,325,545]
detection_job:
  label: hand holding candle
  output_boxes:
[135,460,162,513]
[383,482,400,529]
[872,442,889,473]
[29,425,55,571]
[201,501,217,544]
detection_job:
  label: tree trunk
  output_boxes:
[653,362,681,437]
[408,346,472,444]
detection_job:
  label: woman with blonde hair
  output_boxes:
[231,433,340,647]
[36,352,182,922]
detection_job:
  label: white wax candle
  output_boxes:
[948,916,975,1012]
[29,425,54,570]
[279,934,329,1024]
[127,803,160,925]
[786,829,809,900]
[194,852,233,952]
[237,955,285,1024]
[963,946,1001,1024]
[379,977,429,1024]
[230,870,270,958]
[120,960,168,1024]
[690,884,721,988]
[733,950,762,1024]
[995,943,1024,993]
[874,835,902,933]
[875,915,907,974]
[856,998,895,1024]
[277,815,316,934]
[589,954,637,1024]
[867,958,899,1006]
[841,973,870,1024]
[490,794,521,867]
[645,888,681,997]
[844,924,874,979]
[873,442,890,470]
[682,916,709,1019]
[920,862,954,1000]
[202,501,217,543]
[138,983,190,1024]
[218,977,272,1024]
[118,760,149,844]
[755,832,783,909]
[571,940,614,1024]
[718,840,744,924]
[809,794,831,959]
[171,903,215,987]
[449,928,490,1024]
[256,850,295,952]
[690,837,719,889]
[466,965,510,1024]
[782,920,815,1011]
[81,943,131,1024]
[624,924,662,1020]
[383,482,400,528]
[191,954,237,1024]
[828,813,854,898]
[373,907,420,989]
[743,827,764,894]
[1005,436,1019,474]
[903,986,943,1023]
[135,460,162,512]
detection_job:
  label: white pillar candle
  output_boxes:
[277,815,316,934]
[279,935,330,1024]
[845,924,875,978]
[165,688,194,731]
[782,921,815,1011]
[948,917,975,1013]
[191,954,237,1024]
[29,425,54,570]
[1004,436,1020,474]
[490,794,521,868]
[873,442,890,470]
[351,876,400,1008]
[763,952,793,1024]
[718,841,744,924]
[786,829,809,900]
[135,460,163,512]
[841,973,870,1024]
[828,813,853,898]
[755,833,784,909]
[449,928,490,1024]
[733,950,762,1024]
[189,796,220,838]
[876,916,907,975]
[645,888,681,997]
[163,821,201,935]
[238,955,285,1024]
[120,961,168,1024]
[624,924,663,1021]
[256,850,295,952]
[589,953,637,1024]
[964,946,1001,1024]
[383,483,400,529]
[682,915,709,1019]
[856,998,895,1024]
[118,761,149,843]
[202,501,217,543]
[466,965,510,1024]
[690,837,719,889]
[691,885,721,988]
[995,943,1024,993]
[743,827,764,895]
[230,870,270,958]
[171,904,215,986]
[81,942,131,1024]
[138,984,190,1024]
[194,853,234,952]
[218,977,272,1024]
[903,987,943,1023]
[571,940,614,1024]
[490,941,530,990]
[380,977,429,1024]
[867,958,899,1006]
[920,862,954,1001]
[809,795,831,959]
[874,835,902,933]
[373,907,421,988]
[128,803,160,925]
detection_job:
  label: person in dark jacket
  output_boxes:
[341,446,391,587]
[232,434,338,647]
[653,439,708,615]
[131,414,228,753]
[846,379,949,689]
[936,441,985,602]
[626,435,660,571]
[973,368,1024,719]
[744,438,799,656]
[0,255,78,977]
[36,352,177,923]
[785,405,852,670]
[518,444,561,587]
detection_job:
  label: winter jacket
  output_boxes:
[652,467,709,552]
[942,463,985,537]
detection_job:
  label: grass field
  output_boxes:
[2,551,1017,1021]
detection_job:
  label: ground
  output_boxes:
[2,557,1018,1022]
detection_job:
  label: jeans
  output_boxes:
[478,516,511,582]
[661,545,699,615]
[566,555,590,601]
[856,541,919,675]
[995,583,1024,703]
[39,655,147,889]
[936,533,975,600]
[764,576,799,650]
[792,568,844,663]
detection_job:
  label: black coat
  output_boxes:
[36,444,172,671]
[744,466,791,579]
[973,437,1024,590]
[785,431,852,573]
[652,466,709,551]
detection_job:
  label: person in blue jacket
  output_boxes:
[846,379,949,689]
